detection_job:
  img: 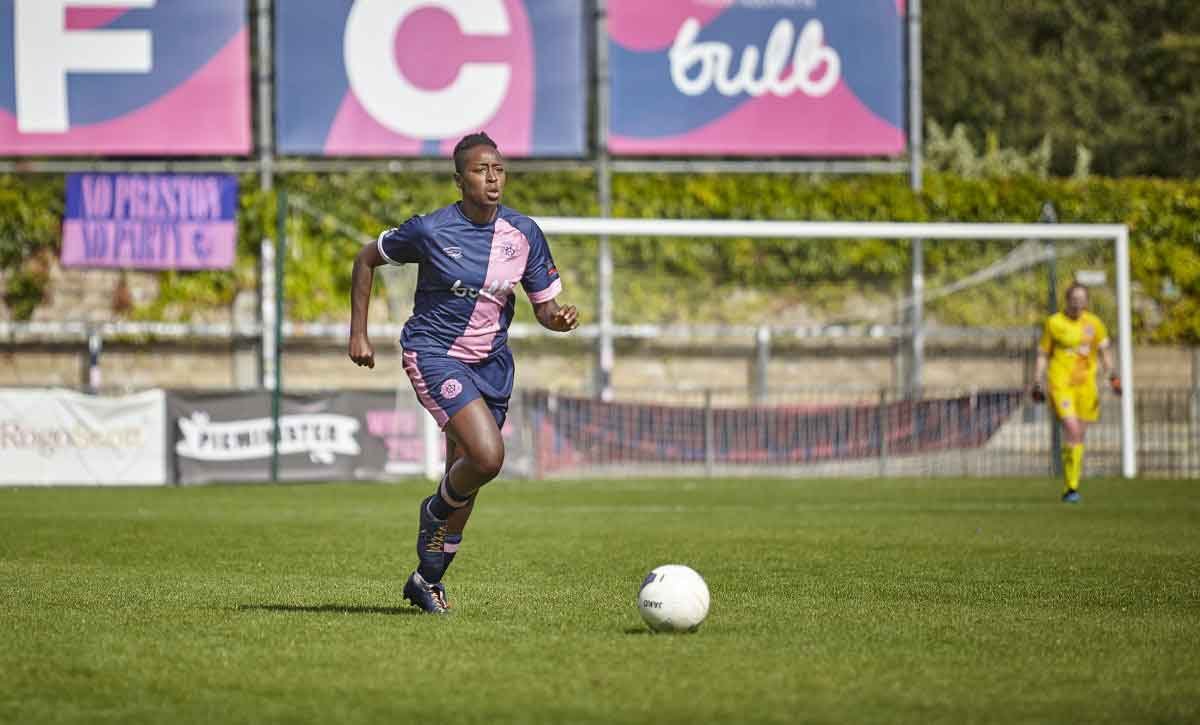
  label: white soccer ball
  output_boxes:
[637,564,710,633]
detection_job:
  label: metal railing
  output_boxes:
[521,386,1200,480]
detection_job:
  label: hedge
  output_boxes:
[0,171,1196,343]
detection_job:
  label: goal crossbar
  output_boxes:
[534,216,1136,479]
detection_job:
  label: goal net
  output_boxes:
[525,217,1136,480]
[283,195,1137,481]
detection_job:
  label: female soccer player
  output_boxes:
[1031,283,1121,502]
[348,133,578,612]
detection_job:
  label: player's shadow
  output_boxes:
[237,603,417,616]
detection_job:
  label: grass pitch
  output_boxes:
[1,477,1198,724]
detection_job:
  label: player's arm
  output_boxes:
[1099,339,1121,395]
[349,242,388,369]
[533,297,579,333]
[1034,348,1049,386]
[520,219,575,332]
[1031,321,1052,402]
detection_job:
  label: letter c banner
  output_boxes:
[344,0,511,139]
[275,0,586,157]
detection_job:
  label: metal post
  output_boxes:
[907,239,924,398]
[905,0,924,398]
[1042,202,1062,475]
[86,328,102,393]
[704,389,715,478]
[260,239,277,388]
[594,0,614,401]
[1115,227,1136,478]
[255,0,274,189]
[1191,347,1199,477]
[423,411,442,482]
[878,388,889,478]
[270,190,286,482]
[256,0,276,389]
[1022,339,1037,423]
[907,0,923,192]
[753,325,771,403]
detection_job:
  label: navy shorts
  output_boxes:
[402,347,513,430]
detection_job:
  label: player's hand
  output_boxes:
[1109,375,1122,396]
[548,304,579,332]
[349,333,375,369]
[1030,383,1046,403]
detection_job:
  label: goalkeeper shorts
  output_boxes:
[1048,381,1100,422]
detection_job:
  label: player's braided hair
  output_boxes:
[453,132,500,173]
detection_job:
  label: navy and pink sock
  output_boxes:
[426,476,471,520]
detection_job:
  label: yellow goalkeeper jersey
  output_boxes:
[1040,311,1108,388]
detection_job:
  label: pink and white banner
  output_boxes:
[607,0,906,156]
[61,173,238,270]
[275,0,587,157]
[0,0,250,156]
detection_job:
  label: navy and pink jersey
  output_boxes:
[377,202,562,362]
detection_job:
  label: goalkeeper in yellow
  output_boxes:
[1031,283,1121,502]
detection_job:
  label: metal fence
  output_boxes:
[521,386,1200,480]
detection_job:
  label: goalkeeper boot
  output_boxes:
[402,571,449,614]
[1062,490,1081,503]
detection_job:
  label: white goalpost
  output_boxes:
[533,217,1137,479]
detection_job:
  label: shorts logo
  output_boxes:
[440,379,463,400]
[442,246,463,259]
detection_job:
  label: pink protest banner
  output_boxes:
[61,174,238,270]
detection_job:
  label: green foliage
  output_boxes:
[925,121,1064,179]
[599,172,1200,341]
[131,177,269,321]
[1,171,1197,342]
[924,0,1200,177]
[0,175,62,320]
[272,170,597,323]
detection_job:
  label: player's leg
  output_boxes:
[426,399,503,510]
[443,433,475,579]
[414,400,501,583]
[1060,415,1086,501]
[400,351,491,612]
[437,394,506,585]
[1062,382,1101,501]
[401,350,508,612]
[405,435,474,611]
[1050,384,1085,501]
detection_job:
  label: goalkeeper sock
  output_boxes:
[1067,444,1084,492]
[1062,444,1084,492]
[1061,445,1076,493]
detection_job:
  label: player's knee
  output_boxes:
[471,440,505,481]
[470,446,504,482]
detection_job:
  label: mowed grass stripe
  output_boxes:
[0,478,1197,725]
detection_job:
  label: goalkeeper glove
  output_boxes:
[1109,374,1122,396]
[1030,383,1046,403]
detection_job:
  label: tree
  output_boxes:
[923,0,1200,177]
